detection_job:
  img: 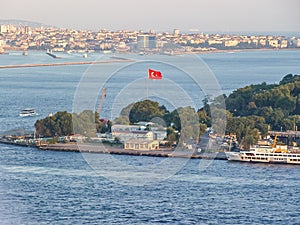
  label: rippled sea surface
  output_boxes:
[1,145,300,224]
[1,50,300,224]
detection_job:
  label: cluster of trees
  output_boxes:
[114,74,299,149]
[35,110,111,137]
[35,74,299,149]
[226,74,299,128]
[224,74,300,148]
[114,100,206,145]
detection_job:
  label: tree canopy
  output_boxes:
[128,100,168,123]
[225,74,300,130]
[35,110,111,137]
[35,74,300,149]
[223,74,300,148]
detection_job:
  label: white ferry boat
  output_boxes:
[225,144,300,164]
[19,109,37,117]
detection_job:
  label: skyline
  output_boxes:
[1,0,300,32]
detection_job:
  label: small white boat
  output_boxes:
[19,109,37,117]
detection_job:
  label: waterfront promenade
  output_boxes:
[0,137,227,160]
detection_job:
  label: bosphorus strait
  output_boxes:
[0,50,300,224]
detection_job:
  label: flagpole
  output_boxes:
[147,68,163,99]
[146,68,149,100]
[147,78,149,100]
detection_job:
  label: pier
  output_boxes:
[0,137,226,160]
[269,131,300,146]
[269,131,300,138]
[0,58,135,69]
[39,143,227,159]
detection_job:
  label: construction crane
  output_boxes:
[97,87,107,116]
[272,134,278,148]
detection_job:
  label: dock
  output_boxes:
[40,143,227,159]
[269,131,300,146]
[0,138,227,160]
[41,143,227,159]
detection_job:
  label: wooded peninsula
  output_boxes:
[34,74,300,149]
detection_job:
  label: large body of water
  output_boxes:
[0,50,300,224]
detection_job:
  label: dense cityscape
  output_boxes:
[0,23,300,54]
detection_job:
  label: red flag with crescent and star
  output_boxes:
[148,68,162,80]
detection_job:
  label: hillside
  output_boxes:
[34,74,300,149]
[0,19,51,28]
[225,74,300,128]
[221,74,300,148]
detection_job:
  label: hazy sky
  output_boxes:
[2,0,300,32]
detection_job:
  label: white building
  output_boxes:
[124,139,159,150]
[111,123,167,142]
[111,124,152,142]
[0,25,8,33]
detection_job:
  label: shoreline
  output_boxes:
[3,47,300,54]
[0,48,299,69]
[0,138,227,160]
[176,47,300,55]
[0,58,135,69]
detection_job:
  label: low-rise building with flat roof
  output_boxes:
[124,139,159,150]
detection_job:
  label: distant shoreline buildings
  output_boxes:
[0,24,300,54]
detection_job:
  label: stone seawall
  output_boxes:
[0,138,227,160]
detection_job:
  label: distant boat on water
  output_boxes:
[46,49,61,59]
[19,108,37,117]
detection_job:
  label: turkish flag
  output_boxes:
[148,68,162,80]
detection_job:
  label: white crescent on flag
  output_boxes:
[148,69,162,79]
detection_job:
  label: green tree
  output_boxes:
[129,100,168,123]
[166,126,178,144]
[241,127,260,150]
[267,108,285,131]
[226,116,260,149]
[113,116,130,125]
[296,94,300,114]
[164,109,181,130]
[72,110,99,137]
[280,74,300,85]
[175,106,200,142]
[35,111,73,137]
[197,108,211,127]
